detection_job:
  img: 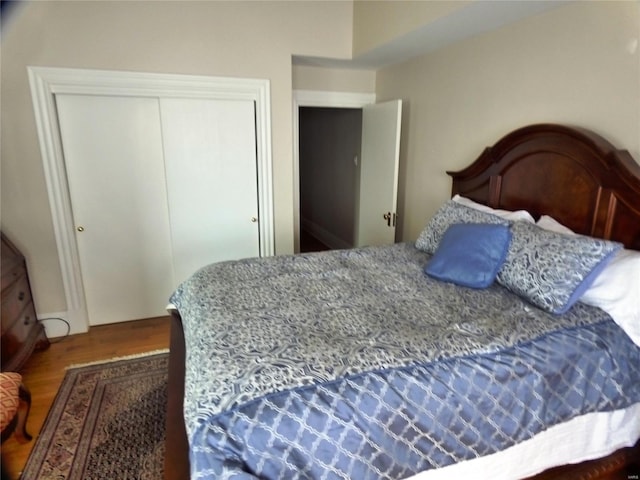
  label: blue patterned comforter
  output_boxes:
[170,243,640,479]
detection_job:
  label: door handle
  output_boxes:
[382,212,397,227]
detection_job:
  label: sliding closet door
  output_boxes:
[55,94,175,326]
[160,98,260,284]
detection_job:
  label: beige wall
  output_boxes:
[376,1,640,244]
[292,65,375,92]
[352,0,470,56]
[1,0,353,314]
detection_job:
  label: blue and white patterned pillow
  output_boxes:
[416,201,509,254]
[497,221,622,314]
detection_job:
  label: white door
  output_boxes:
[355,100,403,247]
[55,94,175,326]
[160,98,260,283]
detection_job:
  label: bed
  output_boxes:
[164,124,640,480]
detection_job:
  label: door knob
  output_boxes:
[250,217,258,223]
[382,212,396,227]
[77,226,85,232]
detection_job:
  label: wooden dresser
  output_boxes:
[1,233,49,372]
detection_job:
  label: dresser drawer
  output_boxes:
[1,232,49,371]
[1,301,37,367]
[1,273,33,330]
[1,259,23,292]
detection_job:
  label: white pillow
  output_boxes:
[452,195,535,223]
[579,249,640,347]
[536,215,640,347]
[536,215,575,235]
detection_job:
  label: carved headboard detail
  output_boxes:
[448,124,640,250]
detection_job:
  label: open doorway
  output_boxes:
[293,91,401,254]
[298,107,363,253]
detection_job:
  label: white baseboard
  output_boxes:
[301,218,352,250]
[37,310,86,338]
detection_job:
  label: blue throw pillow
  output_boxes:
[424,223,512,289]
[497,221,623,314]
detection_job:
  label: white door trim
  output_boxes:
[292,89,375,252]
[28,66,274,334]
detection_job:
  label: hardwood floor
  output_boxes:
[1,316,171,479]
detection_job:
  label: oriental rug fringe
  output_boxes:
[21,352,169,480]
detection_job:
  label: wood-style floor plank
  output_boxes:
[1,316,171,479]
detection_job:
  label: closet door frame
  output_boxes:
[28,66,274,334]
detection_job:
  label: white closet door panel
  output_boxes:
[160,98,259,283]
[56,94,175,325]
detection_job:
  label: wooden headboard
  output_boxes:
[448,124,640,250]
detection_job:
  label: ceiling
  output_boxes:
[293,0,569,70]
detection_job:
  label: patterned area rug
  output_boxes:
[22,352,169,480]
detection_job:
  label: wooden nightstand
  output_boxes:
[1,233,49,372]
